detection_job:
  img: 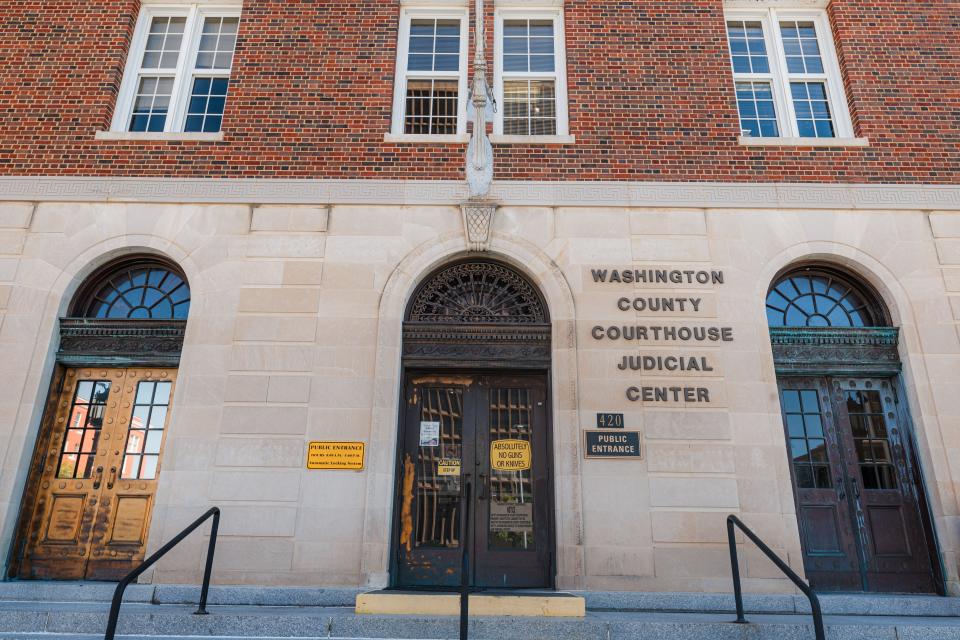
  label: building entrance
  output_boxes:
[396,372,550,588]
[392,260,554,589]
[10,257,189,581]
[768,266,940,593]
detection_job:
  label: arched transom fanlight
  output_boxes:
[766,268,884,328]
[407,261,547,324]
[74,260,190,320]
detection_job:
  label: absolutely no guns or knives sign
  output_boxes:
[490,439,531,471]
[307,441,365,470]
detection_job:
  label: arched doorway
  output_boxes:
[10,256,189,580]
[767,264,941,593]
[392,259,554,589]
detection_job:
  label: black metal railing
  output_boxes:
[459,479,472,640]
[104,506,220,640]
[727,514,825,640]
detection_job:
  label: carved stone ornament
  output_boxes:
[769,327,901,376]
[461,200,497,252]
[57,318,186,367]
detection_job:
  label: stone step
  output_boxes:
[0,601,959,640]
[0,582,957,618]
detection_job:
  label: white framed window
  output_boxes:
[110,3,241,134]
[724,8,854,140]
[494,8,569,138]
[390,7,469,139]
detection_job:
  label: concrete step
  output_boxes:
[0,582,957,618]
[0,600,959,640]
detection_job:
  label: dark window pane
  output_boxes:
[795,464,814,488]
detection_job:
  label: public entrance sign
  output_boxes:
[307,441,365,470]
[583,430,642,459]
[490,439,532,471]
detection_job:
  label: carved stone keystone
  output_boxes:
[461,200,497,251]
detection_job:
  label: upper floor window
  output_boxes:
[390,8,469,137]
[111,3,241,134]
[724,9,853,140]
[494,10,568,137]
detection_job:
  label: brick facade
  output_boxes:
[0,0,957,182]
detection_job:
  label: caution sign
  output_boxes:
[437,458,461,476]
[490,439,531,471]
[307,441,365,470]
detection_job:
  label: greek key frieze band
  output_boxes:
[1,177,959,210]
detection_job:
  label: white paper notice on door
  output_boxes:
[419,421,440,447]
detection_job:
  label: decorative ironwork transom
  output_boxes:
[407,261,548,324]
[767,268,885,328]
[74,261,190,320]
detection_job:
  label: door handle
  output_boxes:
[92,466,104,490]
[478,474,488,500]
[836,478,845,500]
[106,467,117,490]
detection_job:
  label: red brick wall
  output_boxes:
[0,0,956,183]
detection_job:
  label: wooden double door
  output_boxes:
[395,372,553,589]
[778,376,937,593]
[15,367,176,580]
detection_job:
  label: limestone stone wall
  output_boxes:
[0,200,956,594]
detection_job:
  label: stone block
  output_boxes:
[210,470,302,502]
[214,436,304,467]
[0,203,32,228]
[584,545,655,577]
[246,234,326,259]
[218,505,298,536]
[283,261,325,285]
[220,405,308,434]
[631,236,711,262]
[0,230,25,255]
[238,287,321,314]
[224,374,269,403]
[644,410,731,440]
[649,477,740,509]
[935,239,960,265]
[653,546,731,578]
[646,443,735,473]
[930,212,960,238]
[651,511,730,544]
[556,208,630,238]
[251,205,329,232]
[267,375,312,403]
[629,209,707,235]
[234,315,317,343]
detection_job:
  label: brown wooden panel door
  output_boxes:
[778,378,862,591]
[85,369,176,579]
[829,378,937,593]
[394,372,552,589]
[16,367,175,581]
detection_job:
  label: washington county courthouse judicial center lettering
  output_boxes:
[0,0,958,602]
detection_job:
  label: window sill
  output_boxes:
[383,133,469,144]
[738,136,869,148]
[95,131,225,142]
[490,134,575,145]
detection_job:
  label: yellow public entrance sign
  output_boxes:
[307,441,365,470]
[490,439,531,471]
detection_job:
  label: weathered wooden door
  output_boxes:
[16,367,176,580]
[395,372,551,589]
[778,376,937,593]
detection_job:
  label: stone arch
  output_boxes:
[360,230,583,589]
[757,241,948,594]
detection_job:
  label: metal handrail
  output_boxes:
[459,480,472,640]
[727,514,825,640]
[104,506,221,640]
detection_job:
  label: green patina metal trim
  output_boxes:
[770,326,901,376]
